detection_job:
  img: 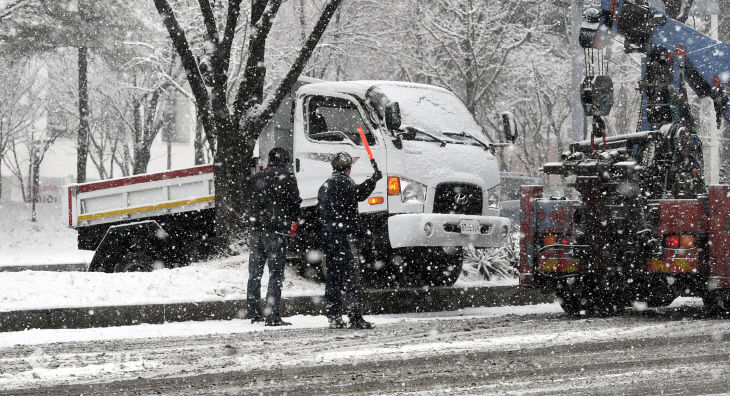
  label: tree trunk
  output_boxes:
[30,153,39,222]
[77,46,90,183]
[133,145,151,175]
[0,163,3,201]
[212,120,251,248]
[194,115,205,165]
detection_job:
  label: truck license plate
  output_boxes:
[459,220,481,235]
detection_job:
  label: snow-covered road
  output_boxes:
[2,298,729,394]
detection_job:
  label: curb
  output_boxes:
[0,286,553,333]
[0,263,88,272]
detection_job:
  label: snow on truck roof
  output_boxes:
[298,81,484,137]
[297,80,451,98]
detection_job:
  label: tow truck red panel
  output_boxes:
[519,186,543,286]
[708,186,730,289]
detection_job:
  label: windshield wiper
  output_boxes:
[400,126,447,147]
[444,131,490,151]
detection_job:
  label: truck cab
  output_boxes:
[259,80,511,286]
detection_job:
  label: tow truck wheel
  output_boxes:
[646,292,677,308]
[113,250,157,272]
[703,291,730,316]
[556,291,584,316]
[556,277,625,317]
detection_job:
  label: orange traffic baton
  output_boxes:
[357,126,379,170]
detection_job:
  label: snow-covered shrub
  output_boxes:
[463,231,520,281]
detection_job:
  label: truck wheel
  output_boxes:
[557,277,625,317]
[394,248,463,287]
[556,288,585,316]
[703,291,730,316]
[646,292,677,308]
[291,249,326,281]
[113,250,157,272]
[426,249,463,287]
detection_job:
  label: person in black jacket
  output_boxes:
[247,148,302,326]
[318,152,382,329]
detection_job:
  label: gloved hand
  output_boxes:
[372,168,383,181]
[371,160,383,181]
[288,221,298,237]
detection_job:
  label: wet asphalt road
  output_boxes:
[3,301,730,395]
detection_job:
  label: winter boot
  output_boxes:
[328,317,347,329]
[348,316,374,330]
[248,311,264,324]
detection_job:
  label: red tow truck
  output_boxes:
[519,1,730,314]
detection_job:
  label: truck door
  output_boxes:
[293,92,387,213]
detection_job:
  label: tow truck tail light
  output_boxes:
[665,234,695,249]
[680,234,695,249]
[387,177,401,196]
[665,234,679,248]
[543,234,572,246]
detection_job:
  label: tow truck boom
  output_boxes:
[581,0,730,128]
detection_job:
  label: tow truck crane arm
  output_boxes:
[581,0,730,127]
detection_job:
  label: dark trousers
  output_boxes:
[324,234,363,319]
[247,231,287,318]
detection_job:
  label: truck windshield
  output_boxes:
[369,85,485,142]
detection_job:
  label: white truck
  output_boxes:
[66,80,514,287]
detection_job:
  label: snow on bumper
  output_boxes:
[388,213,511,249]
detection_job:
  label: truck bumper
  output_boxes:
[387,213,511,249]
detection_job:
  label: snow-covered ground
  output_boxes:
[0,257,325,311]
[0,297,714,394]
[0,303,566,348]
[0,201,94,266]
[0,200,515,311]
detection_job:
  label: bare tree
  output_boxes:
[0,0,149,182]
[153,0,343,247]
[0,58,38,199]
[2,59,64,212]
[401,0,537,114]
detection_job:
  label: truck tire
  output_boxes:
[291,249,327,281]
[703,291,730,316]
[556,291,584,316]
[556,281,586,316]
[426,249,463,287]
[556,276,625,317]
[393,248,464,287]
[113,250,157,272]
[645,291,677,308]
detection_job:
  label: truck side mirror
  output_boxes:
[385,102,401,131]
[501,112,518,143]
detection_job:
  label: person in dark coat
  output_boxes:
[317,152,382,329]
[247,148,302,326]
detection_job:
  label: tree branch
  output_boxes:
[197,0,220,43]
[218,0,243,74]
[234,0,284,117]
[153,0,216,141]
[252,0,343,128]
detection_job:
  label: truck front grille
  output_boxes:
[433,183,483,215]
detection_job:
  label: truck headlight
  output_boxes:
[400,178,427,204]
[487,185,501,208]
